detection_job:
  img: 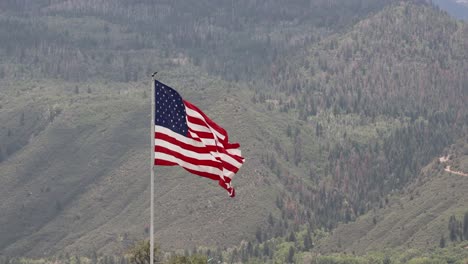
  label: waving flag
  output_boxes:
[154,80,245,197]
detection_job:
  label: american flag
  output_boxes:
[154,80,245,197]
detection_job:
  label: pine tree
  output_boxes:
[439,234,446,248]
[463,212,468,241]
[255,228,263,243]
[263,243,270,257]
[288,231,296,242]
[449,215,458,241]
[303,229,313,251]
[286,246,295,263]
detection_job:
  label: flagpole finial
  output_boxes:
[152,72,158,79]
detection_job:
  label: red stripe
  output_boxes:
[156,132,243,170]
[186,115,209,127]
[155,132,216,152]
[223,152,245,163]
[155,145,222,169]
[155,159,177,166]
[188,129,217,141]
[220,160,240,173]
[184,101,228,139]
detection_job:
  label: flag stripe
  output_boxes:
[155,153,223,176]
[155,139,219,162]
[155,131,216,153]
[185,104,226,141]
[155,146,221,168]
[155,151,238,179]
[154,81,244,197]
[156,129,241,175]
[186,121,213,134]
[155,159,177,166]
[155,144,240,177]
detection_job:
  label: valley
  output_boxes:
[0,0,466,262]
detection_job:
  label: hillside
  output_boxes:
[251,0,467,233]
[316,138,468,254]
[0,70,289,256]
[0,0,467,258]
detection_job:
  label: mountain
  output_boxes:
[0,71,287,256]
[316,138,468,254]
[0,0,467,258]
[433,0,468,20]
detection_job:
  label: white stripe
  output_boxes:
[186,121,212,134]
[186,130,242,168]
[188,130,216,146]
[185,107,226,140]
[157,126,242,170]
[155,152,222,176]
[156,151,237,179]
[156,126,243,178]
[223,169,236,178]
[226,149,242,157]
[155,139,220,162]
[156,126,207,147]
[220,153,243,168]
[223,169,234,179]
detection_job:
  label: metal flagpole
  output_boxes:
[150,72,157,264]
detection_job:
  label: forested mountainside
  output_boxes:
[0,0,392,82]
[316,138,468,254]
[0,0,467,259]
[250,0,467,231]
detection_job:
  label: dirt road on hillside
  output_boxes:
[439,156,468,177]
[444,165,468,177]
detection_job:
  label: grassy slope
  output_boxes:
[316,139,468,254]
[0,70,284,256]
[0,1,466,258]
[0,65,407,256]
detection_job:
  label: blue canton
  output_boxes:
[155,80,188,136]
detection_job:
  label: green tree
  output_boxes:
[449,215,458,241]
[165,255,207,264]
[288,231,296,242]
[303,229,313,251]
[128,240,162,264]
[439,234,446,248]
[464,212,468,240]
[286,246,295,263]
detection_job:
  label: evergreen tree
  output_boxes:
[303,229,313,251]
[286,246,295,263]
[464,212,468,241]
[255,228,263,243]
[439,234,446,248]
[288,231,296,242]
[449,215,458,241]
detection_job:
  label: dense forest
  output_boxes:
[0,0,467,262]
[0,0,393,82]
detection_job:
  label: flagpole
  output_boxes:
[150,72,157,264]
